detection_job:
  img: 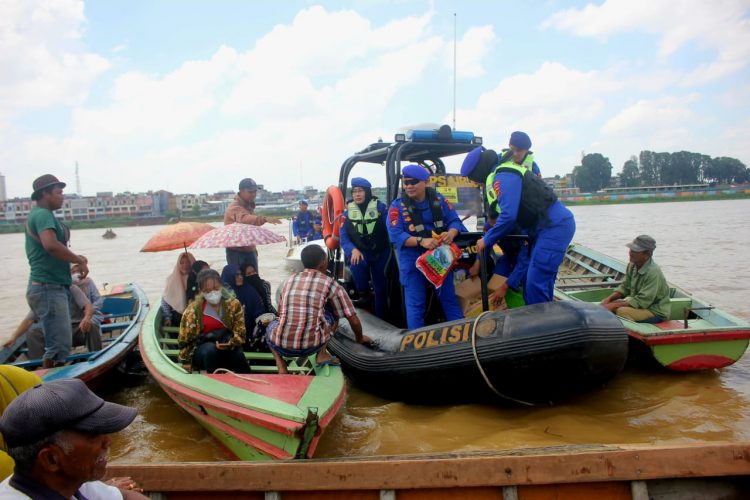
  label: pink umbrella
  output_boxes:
[189,223,286,249]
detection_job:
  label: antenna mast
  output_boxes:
[452,13,457,130]
[75,161,81,196]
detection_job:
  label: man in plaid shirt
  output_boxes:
[267,245,372,374]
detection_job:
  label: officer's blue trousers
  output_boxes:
[524,215,576,304]
[402,268,464,329]
[349,250,389,319]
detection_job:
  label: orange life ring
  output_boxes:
[322,185,345,250]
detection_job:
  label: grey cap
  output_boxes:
[0,379,137,447]
[626,234,656,252]
[238,178,258,192]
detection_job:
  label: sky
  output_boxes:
[1,0,749,198]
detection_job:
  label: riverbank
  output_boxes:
[562,190,750,206]
[0,209,294,234]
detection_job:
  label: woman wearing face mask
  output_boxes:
[161,252,196,327]
[220,264,265,338]
[240,262,276,315]
[178,269,251,374]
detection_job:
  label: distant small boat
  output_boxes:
[0,283,149,391]
[556,243,750,371]
[102,228,117,239]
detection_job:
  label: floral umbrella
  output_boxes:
[189,223,286,249]
[140,222,216,252]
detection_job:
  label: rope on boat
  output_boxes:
[212,368,271,385]
[471,311,534,407]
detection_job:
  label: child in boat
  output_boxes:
[265,245,372,374]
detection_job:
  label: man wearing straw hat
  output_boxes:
[25,174,89,368]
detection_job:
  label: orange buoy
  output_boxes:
[322,185,345,250]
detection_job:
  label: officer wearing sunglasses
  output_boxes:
[387,165,465,329]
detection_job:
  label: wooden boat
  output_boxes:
[139,303,346,460]
[106,441,750,498]
[102,228,117,239]
[0,283,149,390]
[330,301,628,405]
[556,243,750,371]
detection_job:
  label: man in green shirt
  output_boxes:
[600,234,671,322]
[25,174,89,368]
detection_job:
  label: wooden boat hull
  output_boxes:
[556,244,750,371]
[0,283,148,391]
[106,442,750,498]
[139,302,346,460]
[329,301,629,404]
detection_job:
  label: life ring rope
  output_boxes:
[471,311,534,406]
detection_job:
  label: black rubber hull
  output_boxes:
[329,301,628,404]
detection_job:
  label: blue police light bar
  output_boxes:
[406,129,475,143]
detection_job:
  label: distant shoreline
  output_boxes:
[0,209,295,235]
[561,191,750,206]
[1,195,747,234]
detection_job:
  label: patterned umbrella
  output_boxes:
[189,223,286,249]
[140,222,216,252]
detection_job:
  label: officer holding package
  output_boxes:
[388,165,465,328]
[461,131,576,305]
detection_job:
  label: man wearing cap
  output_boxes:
[308,216,323,241]
[0,379,146,499]
[292,199,314,243]
[601,235,671,323]
[461,132,576,306]
[340,177,390,319]
[26,174,90,369]
[224,178,282,271]
[388,165,465,329]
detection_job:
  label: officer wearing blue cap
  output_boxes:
[292,199,314,243]
[308,216,323,241]
[340,177,389,318]
[460,131,576,305]
[388,165,465,329]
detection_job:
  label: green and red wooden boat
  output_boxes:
[139,303,346,460]
[555,243,750,371]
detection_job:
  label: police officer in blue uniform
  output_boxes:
[461,131,576,305]
[292,199,313,242]
[340,177,389,318]
[388,165,465,329]
[308,216,323,241]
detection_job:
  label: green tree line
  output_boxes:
[571,150,749,193]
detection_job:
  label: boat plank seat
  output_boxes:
[101,321,131,333]
[160,349,307,373]
[14,351,94,369]
[667,297,692,321]
[101,297,136,316]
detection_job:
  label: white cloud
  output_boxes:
[455,62,620,148]
[0,0,109,111]
[541,0,750,84]
[452,25,495,79]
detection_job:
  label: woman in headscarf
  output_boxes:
[240,262,276,315]
[178,269,250,374]
[221,264,265,335]
[339,177,390,319]
[186,260,210,304]
[161,252,196,327]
